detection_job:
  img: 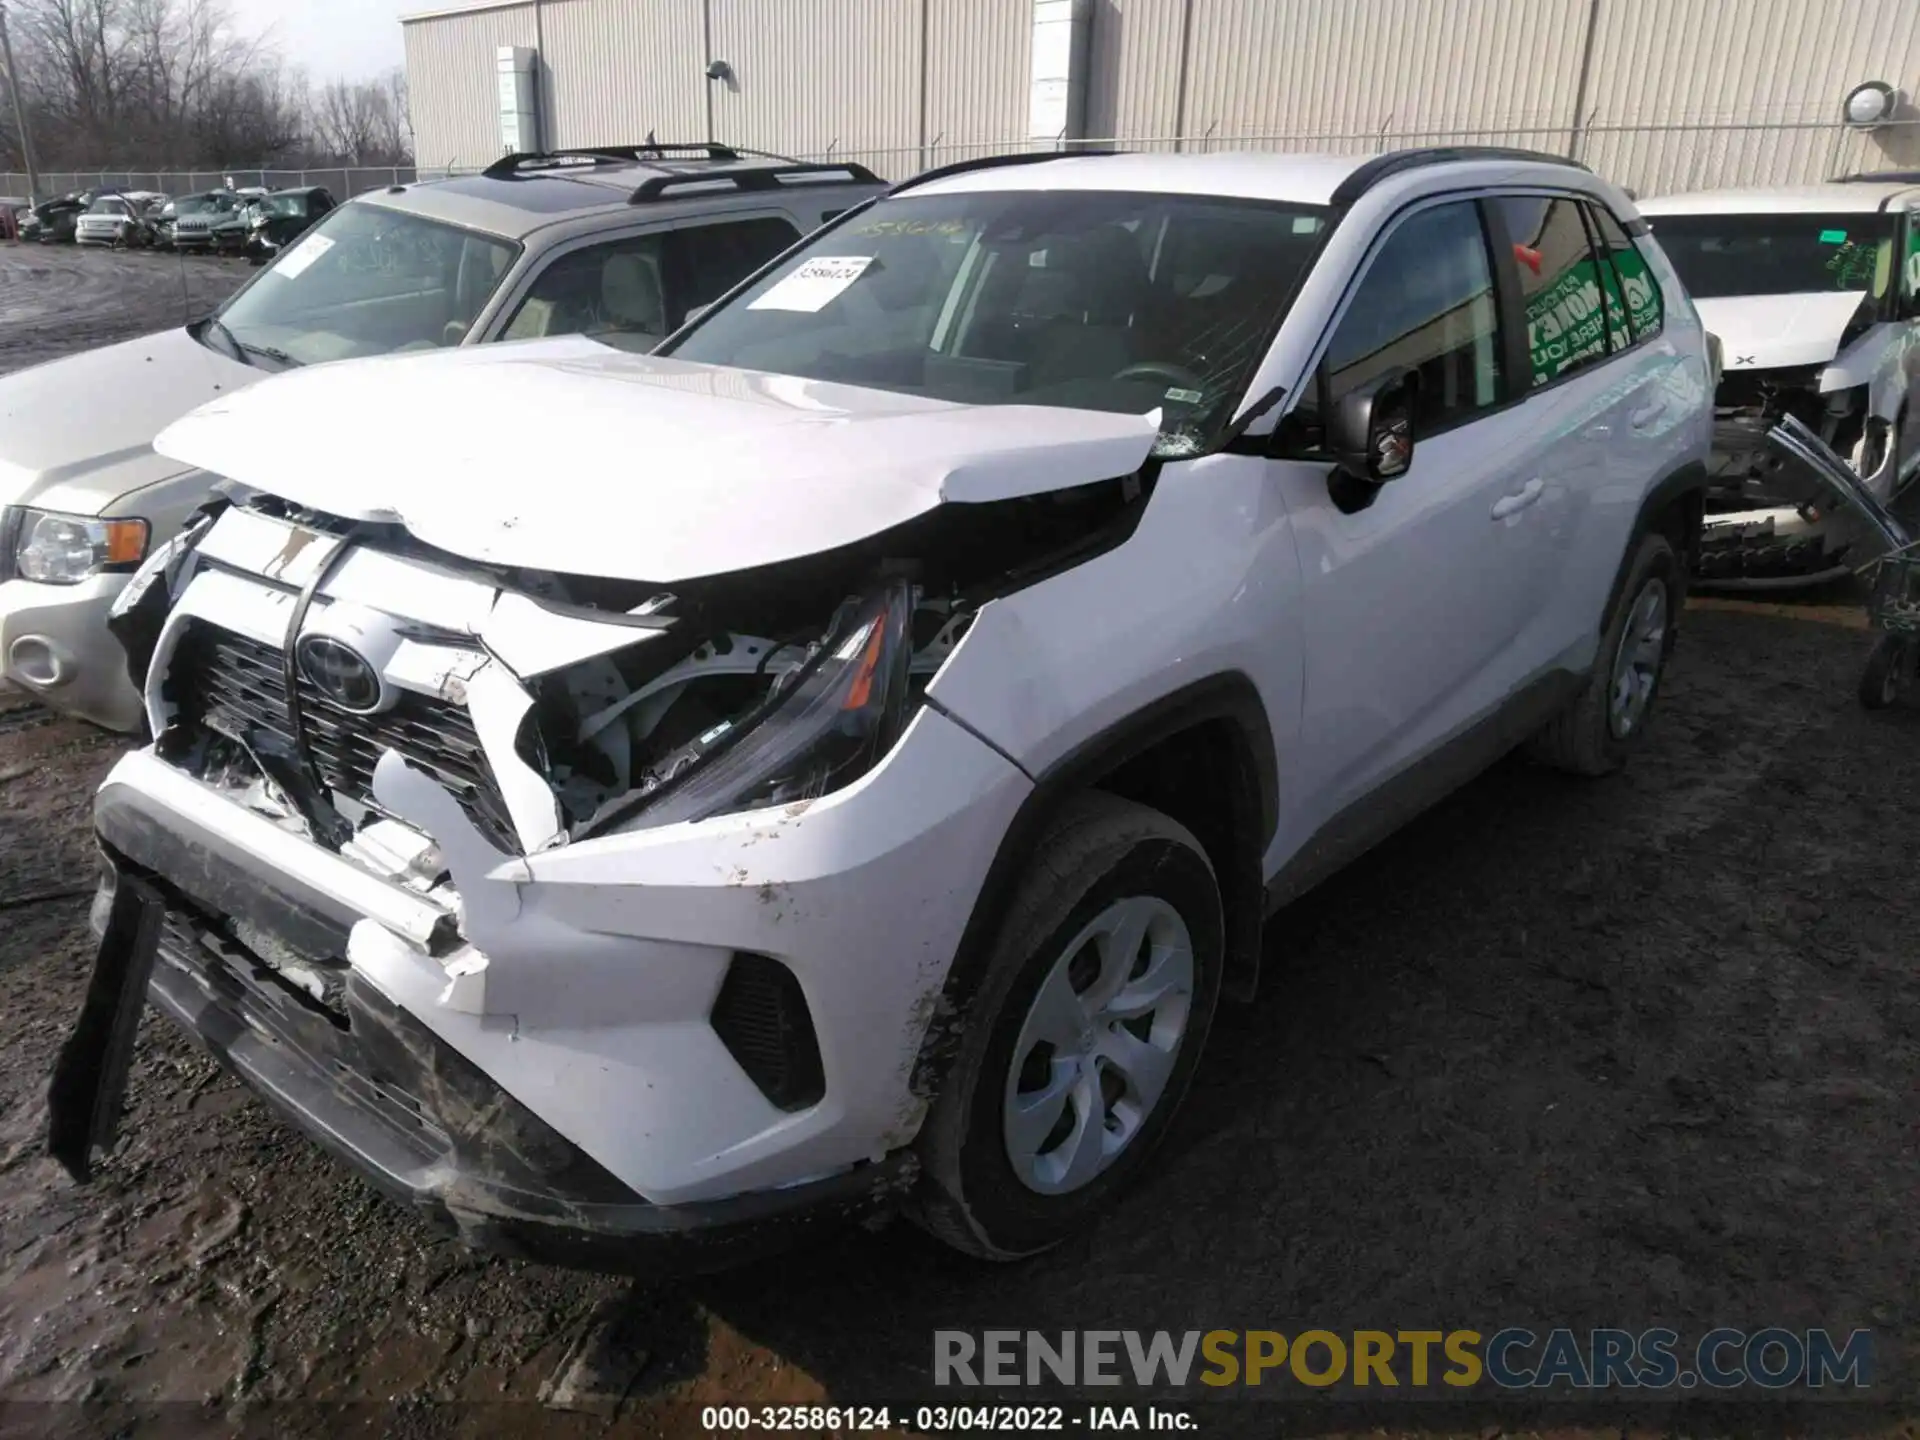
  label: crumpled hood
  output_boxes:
[1695,291,1867,374]
[153,336,1162,584]
[0,326,254,514]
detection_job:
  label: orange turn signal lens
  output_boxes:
[101,519,150,567]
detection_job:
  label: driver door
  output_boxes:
[1266,197,1548,860]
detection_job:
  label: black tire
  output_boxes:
[1858,634,1909,710]
[910,791,1224,1260]
[1530,529,1682,776]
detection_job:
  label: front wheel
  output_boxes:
[911,792,1224,1260]
[1858,634,1911,710]
[1530,530,1682,776]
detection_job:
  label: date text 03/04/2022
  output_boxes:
[700,1405,1195,1431]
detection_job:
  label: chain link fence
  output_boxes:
[6,116,1917,203]
[0,166,422,201]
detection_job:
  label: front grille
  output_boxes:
[168,621,521,853]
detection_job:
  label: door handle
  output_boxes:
[1491,478,1545,520]
[1629,402,1667,429]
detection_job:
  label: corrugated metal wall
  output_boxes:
[540,0,705,147]
[403,3,538,170]
[708,0,924,166]
[1578,0,1920,192]
[404,0,1920,193]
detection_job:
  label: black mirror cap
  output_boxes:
[1329,368,1418,485]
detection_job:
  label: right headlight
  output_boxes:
[607,578,917,833]
[12,509,149,585]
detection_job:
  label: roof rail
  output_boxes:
[628,160,883,203]
[482,143,747,179]
[1329,145,1593,205]
[1831,168,1920,184]
[888,147,1123,195]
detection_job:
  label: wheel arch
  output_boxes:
[911,675,1277,1104]
[1604,459,1706,629]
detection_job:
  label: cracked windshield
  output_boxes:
[664,191,1330,456]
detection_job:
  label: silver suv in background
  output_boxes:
[0,143,884,730]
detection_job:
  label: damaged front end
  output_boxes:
[1698,367,1887,587]
[57,466,1139,1265]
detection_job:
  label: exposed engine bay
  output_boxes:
[114,471,1150,867]
[1698,370,1881,584]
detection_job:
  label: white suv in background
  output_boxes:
[58,147,1712,1270]
[1640,174,1920,585]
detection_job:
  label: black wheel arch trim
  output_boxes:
[1603,459,1707,629]
[911,674,1277,1106]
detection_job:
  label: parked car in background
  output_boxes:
[71,147,1713,1270]
[0,143,883,730]
[75,192,163,248]
[1640,174,1920,585]
[0,197,29,241]
[23,194,90,244]
[244,186,336,261]
[162,190,247,252]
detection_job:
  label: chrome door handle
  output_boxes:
[1629,402,1667,428]
[1491,478,1545,520]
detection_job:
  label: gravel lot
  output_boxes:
[0,245,1915,1439]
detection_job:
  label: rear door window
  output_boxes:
[1491,195,1613,388]
[502,216,802,351]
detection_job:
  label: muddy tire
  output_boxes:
[910,792,1223,1260]
[1530,530,1682,776]
[1858,634,1909,710]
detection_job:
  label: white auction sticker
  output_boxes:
[749,255,874,311]
[272,233,335,279]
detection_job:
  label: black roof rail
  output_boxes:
[482,143,747,179]
[1831,168,1920,184]
[628,159,882,203]
[1329,145,1593,205]
[888,147,1122,195]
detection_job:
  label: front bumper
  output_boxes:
[100,857,914,1273]
[0,575,145,731]
[94,694,1029,1218]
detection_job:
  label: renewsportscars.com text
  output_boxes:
[934,1328,1873,1391]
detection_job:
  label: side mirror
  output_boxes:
[1329,369,1417,486]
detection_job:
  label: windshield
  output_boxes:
[86,198,127,216]
[261,194,305,217]
[662,190,1331,453]
[174,196,225,215]
[210,202,518,367]
[1649,212,1897,298]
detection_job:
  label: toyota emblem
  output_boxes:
[296,635,384,713]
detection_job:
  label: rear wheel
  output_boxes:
[911,792,1223,1259]
[1530,530,1682,776]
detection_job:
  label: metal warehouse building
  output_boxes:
[402,0,1920,195]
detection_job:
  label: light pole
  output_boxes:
[0,0,38,201]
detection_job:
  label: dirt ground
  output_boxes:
[0,246,1915,1439]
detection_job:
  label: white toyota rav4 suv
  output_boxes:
[55,147,1712,1271]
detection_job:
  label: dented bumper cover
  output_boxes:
[94,849,916,1273]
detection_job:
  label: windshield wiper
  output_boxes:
[199,316,297,369]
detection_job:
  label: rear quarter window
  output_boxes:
[1588,204,1664,344]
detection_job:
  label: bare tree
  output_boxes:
[308,69,410,165]
[2,0,409,176]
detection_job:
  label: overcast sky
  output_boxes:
[225,0,412,83]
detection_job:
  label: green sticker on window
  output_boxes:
[1819,229,1848,244]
